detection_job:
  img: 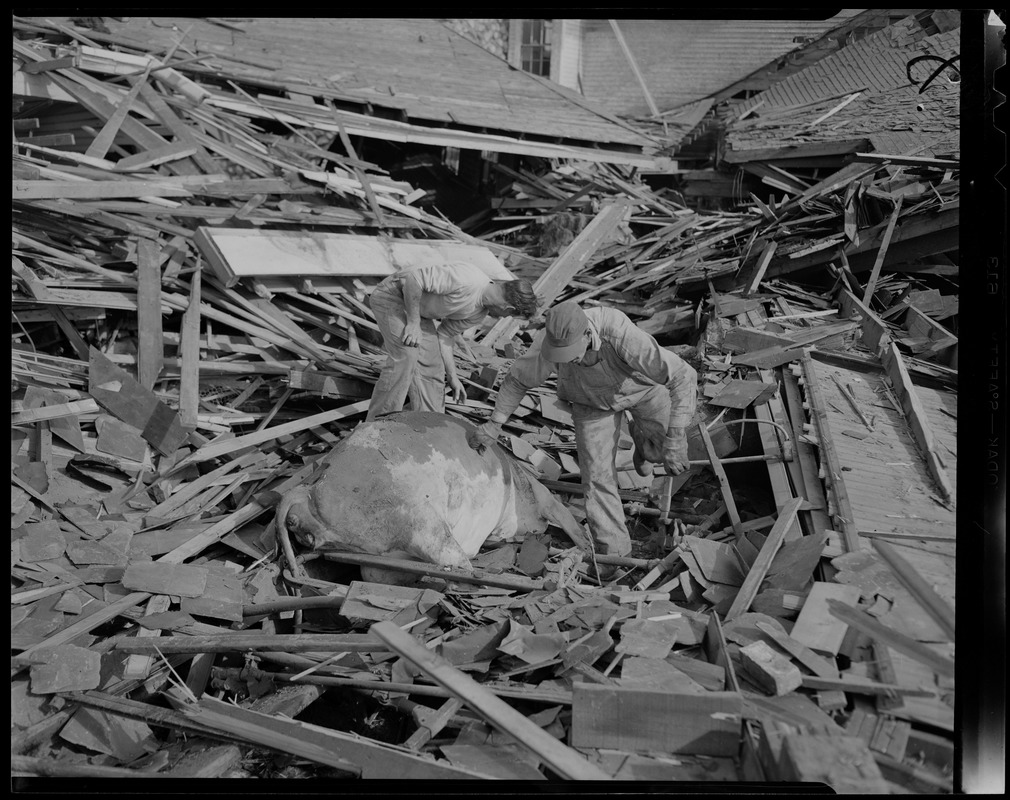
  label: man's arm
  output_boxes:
[401,272,424,347]
[599,309,697,473]
[437,329,466,404]
[468,331,554,451]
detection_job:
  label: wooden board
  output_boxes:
[194,227,513,288]
[88,347,188,456]
[570,684,742,756]
[789,582,862,656]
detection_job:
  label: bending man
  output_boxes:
[468,301,697,561]
[367,262,537,421]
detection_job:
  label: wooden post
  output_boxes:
[861,195,904,305]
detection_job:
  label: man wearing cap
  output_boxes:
[366,262,538,421]
[468,301,697,561]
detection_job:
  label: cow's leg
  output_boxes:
[367,288,420,421]
[573,404,632,557]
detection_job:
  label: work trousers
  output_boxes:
[366,286,446,421]
[572,383,671,557]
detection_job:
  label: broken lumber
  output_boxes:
[724,497,803,621]
[370,620,611,780]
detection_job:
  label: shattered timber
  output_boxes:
[12,14,964,791]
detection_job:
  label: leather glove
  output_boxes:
[467,421,502,454]
[662,427,690,475]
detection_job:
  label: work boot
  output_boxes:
[632,447,654,477]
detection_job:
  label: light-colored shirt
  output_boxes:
[378,261,490,337]
[493,306,696,431]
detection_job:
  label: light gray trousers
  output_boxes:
[572,384,671,557]
[366,286,446,421]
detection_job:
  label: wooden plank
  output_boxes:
[608,20,660,116]
[85,73,148,160]
[861,196,904,305]
[370,620,611,780]
[871,539,955,640]
[13,180,192,200]
[178,400,369,465]
[754,621,839,680]
[136,238,163,391]
[571,684,742,756]
[113,142,199,172]
[744,241,778,296]
[180,695,485,779]
[724,497,803,621]
[789,582,862,656]
[88,346,188,456]
[193,227,511,288]
[178,264,202,428]
[481,198,631,348]
[698,421,743,537]
[114,633,388,655]
[836,288,891,356]
[135,80,216,174]
[880,342,954,505]
[825,600,954,678]
[800,353,860,552]
[753,400,803,541]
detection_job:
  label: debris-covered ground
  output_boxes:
[12,16,961,791]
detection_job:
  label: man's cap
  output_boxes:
[542,301,589,363]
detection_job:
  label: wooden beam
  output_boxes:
[114,633,389,655]
[371,620,612,781]
[698,420,744,537]
[571,684,742,755]
[177,400,369,465]
[13,180,192,200]
[799,353,860,552]
[179,695,486,779]
[85,73,148,160]
[862,196,904,305]
[744,241,778,296]
[323,552,543,593]
[836,288,891,357]
[871,539,955,640]
[178,264,202,428]
[724,497,803,621]
[825,600,955,678]
[136,238,163,391]
[608,20,661,117]
[880,342,954,504]
[481,198,631,348]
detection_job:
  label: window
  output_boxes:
[520,19,552,76]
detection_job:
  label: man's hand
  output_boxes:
[402,322,422,348]
[467,421,502,453]
[448,377,467,405]
[662,428,690,475]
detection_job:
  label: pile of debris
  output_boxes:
[12,19,957,791]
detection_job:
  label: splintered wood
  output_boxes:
[12,13,957,791]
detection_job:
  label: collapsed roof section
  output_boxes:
[13,16,665,168]
[723,12,961,162]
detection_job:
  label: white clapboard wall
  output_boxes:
[194,227,514,288]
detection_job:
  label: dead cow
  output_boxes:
[275,411,593,577]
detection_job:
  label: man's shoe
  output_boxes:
[585,560,618,583]
[632,448,654,477]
